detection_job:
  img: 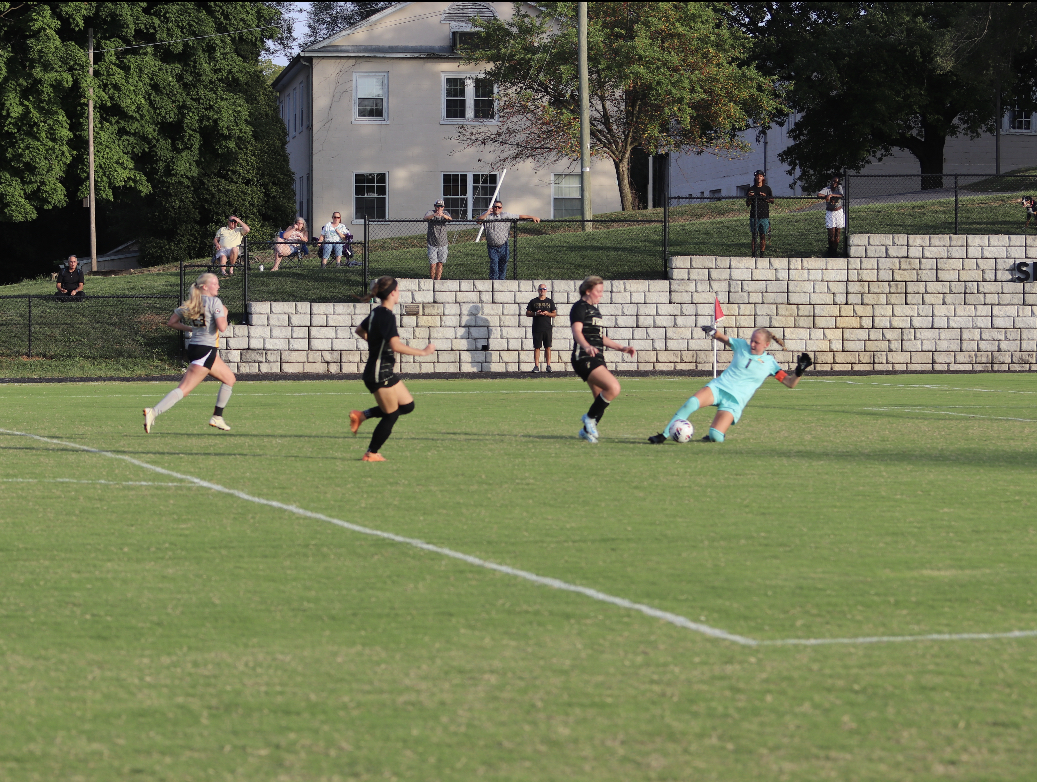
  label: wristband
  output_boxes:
[775,370,788,382]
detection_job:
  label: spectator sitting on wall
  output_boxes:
[746,170,774,256]
[213,215,250,276]
[271,217,309,271]
[477,200,540,280]
[55,255,85,300]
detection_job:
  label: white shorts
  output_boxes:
[428,245,448,265]
[825,209,845,229]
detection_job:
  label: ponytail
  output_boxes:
[754,328,785,349]
[358,275,398,303]
[180,272,216,322]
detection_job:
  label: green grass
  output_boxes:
[1,374,1035,780]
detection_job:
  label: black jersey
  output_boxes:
[526,297,556,330]
[569,299,604,358]
[360,306,399,384]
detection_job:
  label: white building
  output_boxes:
[272,2,621,233]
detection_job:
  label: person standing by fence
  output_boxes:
[746,170,774,256]
[424,199,451,280]
[55,255,84,300]
[477,200,539,280]
[817,176,845,256]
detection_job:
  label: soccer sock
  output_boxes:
[398,401,415,416]
[587,393,610,422]
[213,384,233,416]
[367,410,400,454]
[664,397,701,437]
[363,407,383,419]
[708,427,725,443]
[153,388,183,417]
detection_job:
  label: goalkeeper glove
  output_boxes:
[795,353,813,376]
[701,324,717,337]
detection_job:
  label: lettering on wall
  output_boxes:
[1011,261,1036,282]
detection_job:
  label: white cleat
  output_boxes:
[209,415,231,431]
[578,427,598,444]
[143,408,155,434]
[581,414,599,439]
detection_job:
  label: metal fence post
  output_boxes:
[843,169,850,256]
[512,219,518,280]
[179,258,185,307]
[954,175,959,234]
[662,154,670,276]
[26,295,32,358]
[242,235,249,324]
[363,216,369,291]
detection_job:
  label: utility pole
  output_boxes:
[87,28,97,272]
[578,2,592,231]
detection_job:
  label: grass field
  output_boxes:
[1,373,1035,781]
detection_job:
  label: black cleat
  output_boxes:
[701,435,714,442]
[648,433,667,444]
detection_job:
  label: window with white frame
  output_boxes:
[354,73,388,121]
[442,74,495,122]
[552,173,582,218]
[1009,109,1033,132]
[354,173,387,220]
[442,172,498,219]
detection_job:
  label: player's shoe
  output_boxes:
[578,427,598,444]
[143,408,155,434]
[581,414,598,439]
[648,433,666,444]
[701,435,714,442]
[349,409,364,435]
[209,415,231,431]
[361,452,386,462]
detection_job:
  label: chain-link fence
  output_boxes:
[0,295,180,359]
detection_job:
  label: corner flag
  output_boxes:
[714,296,725,324]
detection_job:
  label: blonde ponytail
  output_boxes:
[180,272,217,323]
[754,328,785,349]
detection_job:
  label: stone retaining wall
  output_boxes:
[220,235,1037,374]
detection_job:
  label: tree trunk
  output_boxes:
[897,120,947,190]
[613,149,636,212]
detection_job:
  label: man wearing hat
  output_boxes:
[424,199,452,280]
[745,170,774,256]
[525,283,557,372]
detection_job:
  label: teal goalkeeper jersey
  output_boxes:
[711,338,782,407]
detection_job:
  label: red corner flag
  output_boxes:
[713,296,725,323]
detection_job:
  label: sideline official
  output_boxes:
[525,283,556,372]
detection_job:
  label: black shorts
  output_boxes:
[572,354,607,382]
[532,329,553,349]
[364,373,401,394]
[186,343,218,370]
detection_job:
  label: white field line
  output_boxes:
[0,427,754,648]
[805,378,1037,395]
[50,390,597,399]
[863,407,1037,423]
[0,478,191,486]
[3,426,1034,649]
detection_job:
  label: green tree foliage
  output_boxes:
[0,2,295,281]
[459,2,782,211]
[734,2,1037,189]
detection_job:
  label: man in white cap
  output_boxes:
[424,199,452,280]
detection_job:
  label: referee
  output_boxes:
[525,283,557,372]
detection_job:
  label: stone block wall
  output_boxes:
[219,235,1037,374]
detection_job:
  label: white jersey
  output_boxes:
[176,296,226,347]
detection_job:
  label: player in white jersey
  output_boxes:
[143,272,237,433]
[648,327,812,443]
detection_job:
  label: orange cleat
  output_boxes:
[349,409,364,435]
[361,452,386,462]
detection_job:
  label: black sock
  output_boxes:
[398,401,415,416]
[213,406,224,416]
[587,393,610,422]
[367,410,400,453]
[364,407,383,419]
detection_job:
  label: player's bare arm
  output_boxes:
[602,336,635,356]
[388,336,435,357]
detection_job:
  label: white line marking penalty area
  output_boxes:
[2,427,1034,650]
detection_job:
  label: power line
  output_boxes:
[98,24,278,53]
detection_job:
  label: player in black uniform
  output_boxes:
[570,275,636,443]
[349,276,436,461]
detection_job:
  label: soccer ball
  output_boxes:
[670,419,694,443]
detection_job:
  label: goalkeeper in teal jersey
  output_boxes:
[648,326,812,443]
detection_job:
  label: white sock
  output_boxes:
[216,384,233,409]
[153,388,183,417]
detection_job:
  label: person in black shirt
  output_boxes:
[570,275,635,443]
[349,276,436,461]
[525,283,557,372]
[55,255,85,299]
[745,170,774,256]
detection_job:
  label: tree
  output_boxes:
[733,2,1037,189]
[0,2,296,280]
[303,2,394,46]
[458,2,782,211]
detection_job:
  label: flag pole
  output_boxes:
[474,168,507,242]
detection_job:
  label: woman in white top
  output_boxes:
[143,272,237,433]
